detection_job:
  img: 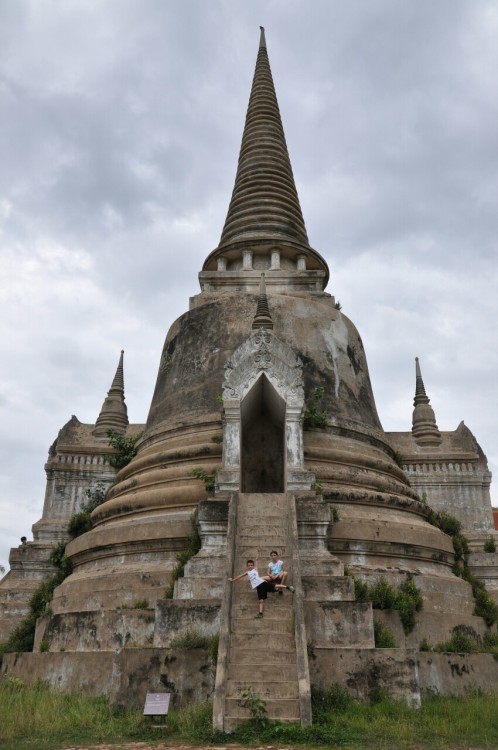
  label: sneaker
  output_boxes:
[288,585,295,593]
[278,589,283,596]
[254,612,263,618]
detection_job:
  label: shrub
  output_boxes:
[374,620,397,648]
[132,599,149,609]
[105,429,142,470]
[191,468,217,493]
[303,386,328,430]
[165,510,202,598]
[311,684,352,717]
[473,587,498,627]
[170,630,211,650]
[420,638,431,651]
[350,574,423,635]
[484,537,496,553]
[434,631,479,653]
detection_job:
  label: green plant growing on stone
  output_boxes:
[105,429,142,470]
[303,385,329,430]
[311,683,352,717]
[314,478,322,495]
[39,640,50,653]
[351,574,423,635]
[330,504,340,522]
[434,631,480,654]
[132,599,149,609]
[165,510,202,599]
[239,686,268,727]
[209,633,219,665]
[49,541,73,578]
[426,508,498,627]
[421,491,428,504]
[374,619,397,648]
[171,629,211,650]
[192,467,217,493]
[68,482,108,539]
[419,637,431,651]
[484,537,496,553]
[334,301,342,310]
[211,434,223,444]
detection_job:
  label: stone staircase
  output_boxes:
[223,492,302,730]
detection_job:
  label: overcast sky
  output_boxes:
[1,0,497,571]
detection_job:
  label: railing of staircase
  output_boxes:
[288,492,312,727]
[212,490,238,731]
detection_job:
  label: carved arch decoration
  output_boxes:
[217,329,314,493]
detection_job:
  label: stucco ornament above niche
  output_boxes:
[218,328,313,494]
[222,329,304,406]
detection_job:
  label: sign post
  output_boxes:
[143,692,170,724]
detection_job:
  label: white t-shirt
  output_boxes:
[246,568,265,589]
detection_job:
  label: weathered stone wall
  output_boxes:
[1,648,215,710]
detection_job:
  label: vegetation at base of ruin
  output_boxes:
[67,481,108,539]
[303,385,329,430]
[426,507,498,627]
[421,490,428,504]
[239,685,269,727]
[105,429,143,469]
[38,639,50,652]
[3,681,498,749]
[374,620,397,648]
[164,509,202,599]
[350,573,423,634]
[50,540,72,577]
[170,629,211,650]
[209,632,219,665]
[421,628,498,656]
[484,537,497,553]
[0,569,67,665]
[191,466,218,493]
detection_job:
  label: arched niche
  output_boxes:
[217,329,314,493]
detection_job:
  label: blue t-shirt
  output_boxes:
[268,559,283,576]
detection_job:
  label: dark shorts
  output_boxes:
[256,581,275,600]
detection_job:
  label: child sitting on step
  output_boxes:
[267,549,288,595]
[228,548,294,618]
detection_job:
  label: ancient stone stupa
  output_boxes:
[2,28,498,730]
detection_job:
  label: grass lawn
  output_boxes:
[1,678,498,750]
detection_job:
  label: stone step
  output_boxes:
[230,631,295,651]
[224,715,299,732]
[227,662,298,681]
[174,577,224,599]
[302,575,354,601]
[224,697,300,719]
[226,679,300,699]
[229,648,296,665]
[232,602,294,619]
[231,616,292,634]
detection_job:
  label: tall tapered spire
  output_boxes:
[201,28,329,291]
[412,357,441,446]
[93,350,129,437]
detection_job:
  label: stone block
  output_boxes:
[305,601,374,648]
[154,599,221,647]
[310,647,421,707]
